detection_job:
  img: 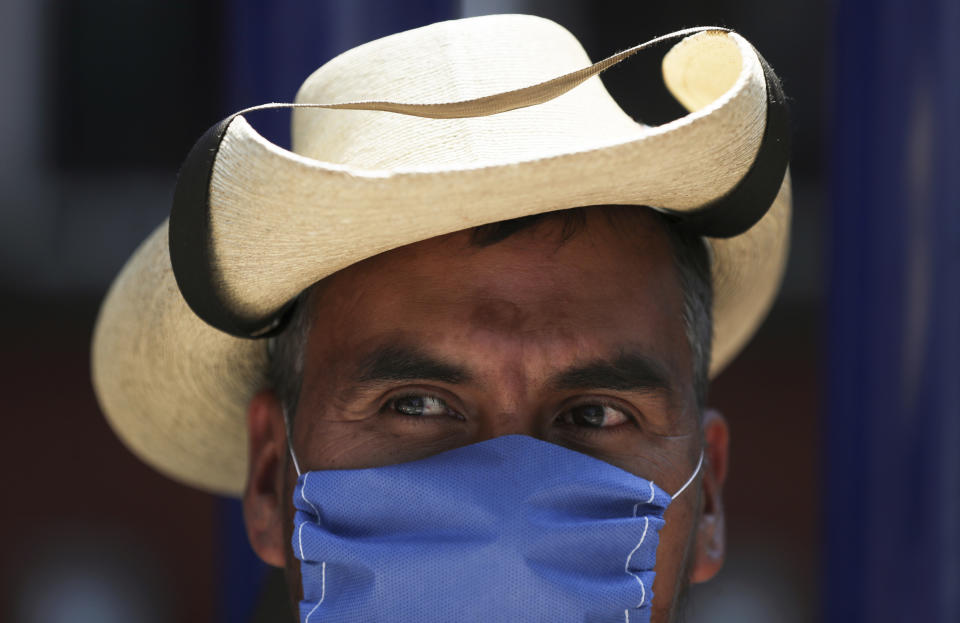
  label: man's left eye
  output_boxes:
[558,404,631,428]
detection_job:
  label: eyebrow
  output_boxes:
[551,351,674,395]
[356,343,471,385]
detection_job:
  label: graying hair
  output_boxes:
[662,221,713,410]
[266,290,313,422]
[267,211,713,420]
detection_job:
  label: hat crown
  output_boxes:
[291,14,641,170]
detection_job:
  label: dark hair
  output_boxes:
[268,207,713,420]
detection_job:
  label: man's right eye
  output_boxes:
[387,394,455,418]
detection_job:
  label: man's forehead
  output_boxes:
[305,205,679,314]
[295,206,694,401]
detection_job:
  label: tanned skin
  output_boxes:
[243,206,729,622]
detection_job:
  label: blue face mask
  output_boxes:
[290,435,702,623]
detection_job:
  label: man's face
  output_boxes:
[244,206,728,622]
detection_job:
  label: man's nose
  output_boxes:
[474,408,545,442]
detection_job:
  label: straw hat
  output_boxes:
[91,15,791,496]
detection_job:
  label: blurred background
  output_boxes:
[1,0,956,621]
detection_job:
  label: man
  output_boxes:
[92,14,790,623]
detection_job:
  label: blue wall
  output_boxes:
[826,0,960,620]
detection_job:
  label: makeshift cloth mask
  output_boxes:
[290,435,703,623]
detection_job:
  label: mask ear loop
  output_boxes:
[282,407,304,478]
[671,450,704,500]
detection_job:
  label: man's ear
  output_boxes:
[242,388,289,568]
[689,408,729,584]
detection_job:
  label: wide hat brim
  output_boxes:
[92,16,791,496]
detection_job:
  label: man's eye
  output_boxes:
[560,404,631,428]
[388,395,453,417]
